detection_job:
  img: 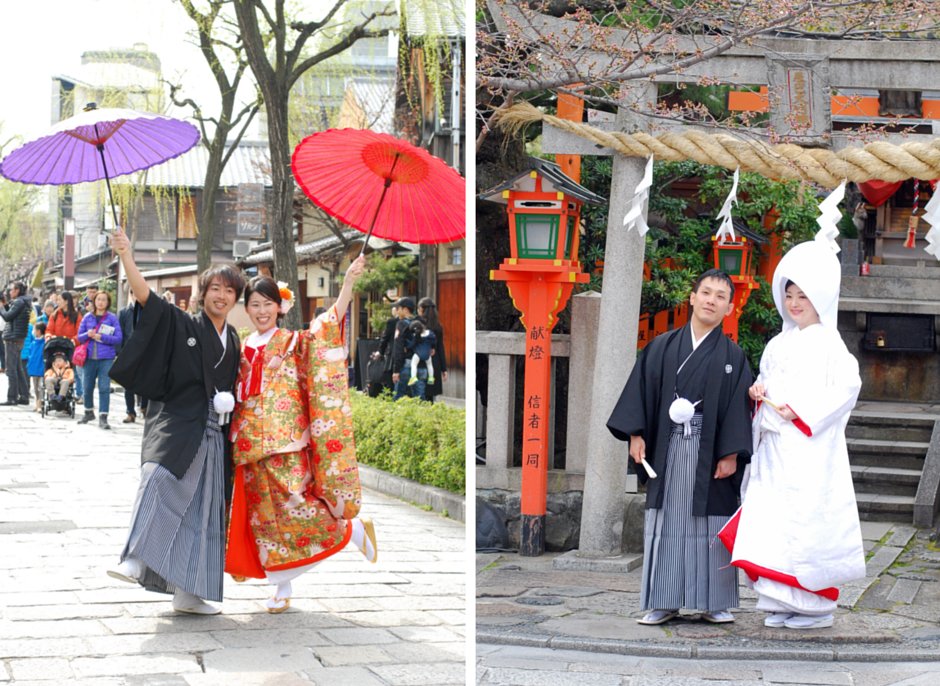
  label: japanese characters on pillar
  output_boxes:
[480,158,601,556]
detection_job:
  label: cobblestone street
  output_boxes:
[0,386,467,685]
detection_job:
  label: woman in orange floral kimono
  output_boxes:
[225,256,377,612]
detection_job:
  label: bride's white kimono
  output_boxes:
[724,239,866,614]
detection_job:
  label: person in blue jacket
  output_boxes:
[27,321,46,411]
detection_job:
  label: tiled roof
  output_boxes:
[117,140,271,188]
[238,231,362,266]
[402,0,465,38]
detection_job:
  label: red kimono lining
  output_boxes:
[718,508,839,602]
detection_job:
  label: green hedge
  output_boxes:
[350,393,465,495]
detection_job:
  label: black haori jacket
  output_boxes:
[607,324,753,517]
[109,293,241,482]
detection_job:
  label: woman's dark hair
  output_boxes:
[60,291,78,324]
[93,290,112,315]
[785,279,796,291]
[313,306,327,318]
[417,297,440,329]
[243,275,283,319]
[198,264,247,307]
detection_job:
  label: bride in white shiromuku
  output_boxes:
[722,238,865,630]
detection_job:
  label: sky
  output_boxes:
[0,0,350,148]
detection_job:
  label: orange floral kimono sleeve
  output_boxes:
[297,305,361,520]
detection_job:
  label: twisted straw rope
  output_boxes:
[496,102,940,189]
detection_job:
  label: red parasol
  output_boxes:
[291,129,465,254]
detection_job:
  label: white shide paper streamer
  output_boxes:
[623,155,654,237]
[714,168,740,241]
[815,180,845,254]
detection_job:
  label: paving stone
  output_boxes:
[532,586,604,598]
[7,658,74,681]
[0,637,90,659]
[201,646,323,672]
[849,673,930,686]
[886,526,918,549]
[860,522,894,541]
[335,610,443,627]
[85,632,226,655]
[301,666,388,686]
[184,674,311,686]
[72,654,202,678]
[761,667,851,684]
[867,546,904,577]
[125,676,191,686]
[321,627,401,645]
[367,662,470,685]
[0,618,111,639]
[377,641,465,663]
[389,626,464,643]
[4,603,126,621]
[101,616,241,635]
[888,578,923,604]
[673,623,729,639]
[477,603,540,617]
[477,586,528,598]
[537,612,668,641]
[726,612,898,643]
[484,669,626,686]
[310,645,395,666]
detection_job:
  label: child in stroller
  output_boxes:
[42,338,76,417]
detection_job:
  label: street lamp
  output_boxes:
[64,218,75,291]
[480,157,601,556]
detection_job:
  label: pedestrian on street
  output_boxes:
[27,321,46,412]
[46,291,83,404]
[607,269,753,626]
[107,227,245,615]
[417,297,448,402]
[76,291,122,430]
[0,293,6,373]
[1,282,33,406]
[391,297,423,400]
[725,239,865,631]
[225,264,378,613]
[80,283,99,313]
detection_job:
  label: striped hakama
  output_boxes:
[120,409,226,603]
[640,415,739,613]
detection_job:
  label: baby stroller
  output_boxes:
[41,338,77,418]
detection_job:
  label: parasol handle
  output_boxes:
[358,152,402,258]
[94,123,120,234]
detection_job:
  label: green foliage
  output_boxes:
[351,253,419,295]
[350,392,465,494]
[578,157,827,369]
[366,300,393,334]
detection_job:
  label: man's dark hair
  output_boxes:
[11,282,26,296]
[197,264,246,307]
[692,268,734,299]
[34,321,46,335]
[86,283,98,292]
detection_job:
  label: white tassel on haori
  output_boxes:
[623,155,654,237]
[213,390,235,425]
[669,396,701,437]
[714,167,740,241]
[815,180,845,254]
[922,185,940,260]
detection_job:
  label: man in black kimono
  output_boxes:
[608,269,753,625]
[106,228,245,615]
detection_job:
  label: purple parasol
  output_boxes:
[0,104,200,229]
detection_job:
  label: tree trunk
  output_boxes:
[266,94,303,331]
[198,139,226,276]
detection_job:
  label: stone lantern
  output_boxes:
[480,157,601,556]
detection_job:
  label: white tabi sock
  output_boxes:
[172,589,220,614]
[351,519,375,562]
[266,581,292,611]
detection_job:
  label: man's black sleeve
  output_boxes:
[0,298,24,323]
[392,321,406,373]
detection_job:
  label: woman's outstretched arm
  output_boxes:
[333,256,366,316]
[111,228,149,307]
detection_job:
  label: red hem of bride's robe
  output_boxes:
[225,465,353,579]
[718,508,839,602]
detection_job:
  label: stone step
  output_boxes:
[855,492,915,522]
[847,438,930,470]
[851,464,922,497]
[847,412,935,442]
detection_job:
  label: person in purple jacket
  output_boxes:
[76,290,122,429]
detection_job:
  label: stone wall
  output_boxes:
[476,488,646,553]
